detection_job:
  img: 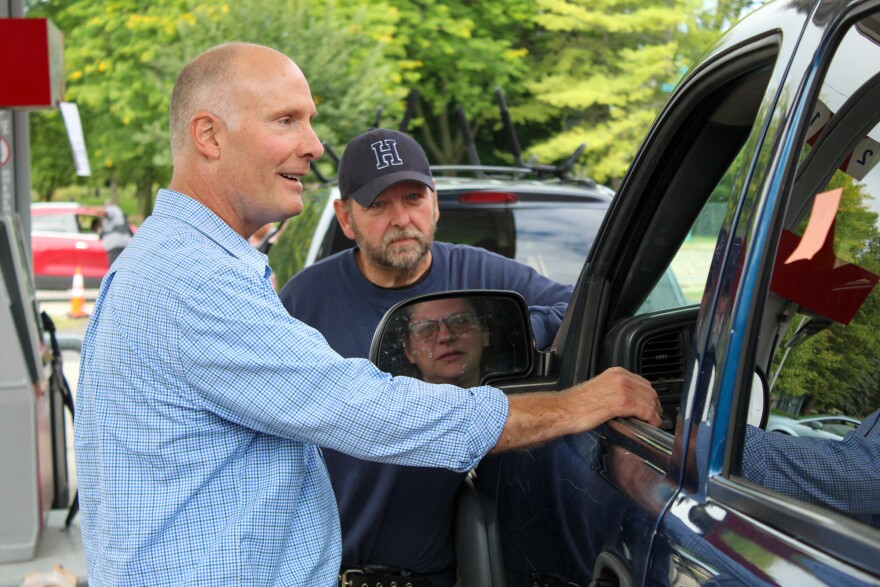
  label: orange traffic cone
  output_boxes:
[68,266,88,318]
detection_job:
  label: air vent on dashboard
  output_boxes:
[640,331,684,382]
[639,330,686,431]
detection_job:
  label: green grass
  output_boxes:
[671,235,718,303]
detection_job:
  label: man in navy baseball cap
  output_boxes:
[337,128,435,207]
[278,129,577,586]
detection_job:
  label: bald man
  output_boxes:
[74,43,661,586]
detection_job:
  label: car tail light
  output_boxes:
[458,191,519,204]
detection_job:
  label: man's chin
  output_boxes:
[282,199,304,218]
[385,251,427,271]
[376,243,423,267]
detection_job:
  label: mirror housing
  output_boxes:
[369,290,534,387]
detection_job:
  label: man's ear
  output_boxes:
[432,182,440,222]
[333,199,357,241]
[190,112,222,159]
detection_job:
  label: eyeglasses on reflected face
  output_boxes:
[408,311,479,342]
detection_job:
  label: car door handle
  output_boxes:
[589,550,635,587]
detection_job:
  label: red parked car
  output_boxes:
[30,202,134,290]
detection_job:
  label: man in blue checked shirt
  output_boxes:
[73,42,662,587]
[743,408,880,528]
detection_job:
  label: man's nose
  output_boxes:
[388,201,413,227]
[300,125,325,162]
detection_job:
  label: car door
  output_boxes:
[475,0,880,585]
[475,10,792,580]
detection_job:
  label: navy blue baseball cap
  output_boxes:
[338,129,434,207]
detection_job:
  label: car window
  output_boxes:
[76,213,103,234]
[637,99,768,315]
[437,206,605,285]
[31,212,76,233]
[734,11,880,529]
[819,418,860,436]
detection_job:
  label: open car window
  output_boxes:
[734,10,880,530]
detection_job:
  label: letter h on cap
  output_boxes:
[371,139,403,169]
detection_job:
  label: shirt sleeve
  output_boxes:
[175,264,509,472]
[529,302,570,350]
[742,417,880,518]
[474,248,574,351]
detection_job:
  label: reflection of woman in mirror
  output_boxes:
[403,298,490,388]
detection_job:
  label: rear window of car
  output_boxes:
[31,213,76,233]
[436,205,606,285]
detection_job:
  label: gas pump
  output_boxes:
[0,1,67,565]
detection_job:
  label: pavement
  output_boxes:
[0,290,94,587]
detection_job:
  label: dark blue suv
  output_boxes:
[372,0,880,584]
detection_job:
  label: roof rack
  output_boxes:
[430,164,533,179]
[494,87,594,187]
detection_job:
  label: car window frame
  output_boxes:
[707,0,880,575]
[553,36,786,452]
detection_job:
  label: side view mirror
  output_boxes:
[369,290,534,387]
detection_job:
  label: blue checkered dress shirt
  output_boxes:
[744,409,880,527]
[74,189,508,586]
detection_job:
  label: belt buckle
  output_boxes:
[339,568,364,587]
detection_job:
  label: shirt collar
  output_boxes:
[153,188,271,278]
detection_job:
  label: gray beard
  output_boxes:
[354,225,434,271]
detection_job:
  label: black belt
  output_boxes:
[339,566,432,587]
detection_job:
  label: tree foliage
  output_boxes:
[770,174,880,418]
[25,0,756,205]
[28,109,77,202]
[26,0,192,215]
[26,0,409,211]
[375,0,535,165]
[516,0,750,184]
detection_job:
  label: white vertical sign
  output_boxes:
[59,101,91,177]
[844,136,879,181]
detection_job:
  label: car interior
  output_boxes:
[584,51,778,435]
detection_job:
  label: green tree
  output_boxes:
[28,109,77,202]
[26,0,194,215]
[27,0,408,213]
[377,0,536,165]
[771,174,880,418]
[516,0,743,185]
